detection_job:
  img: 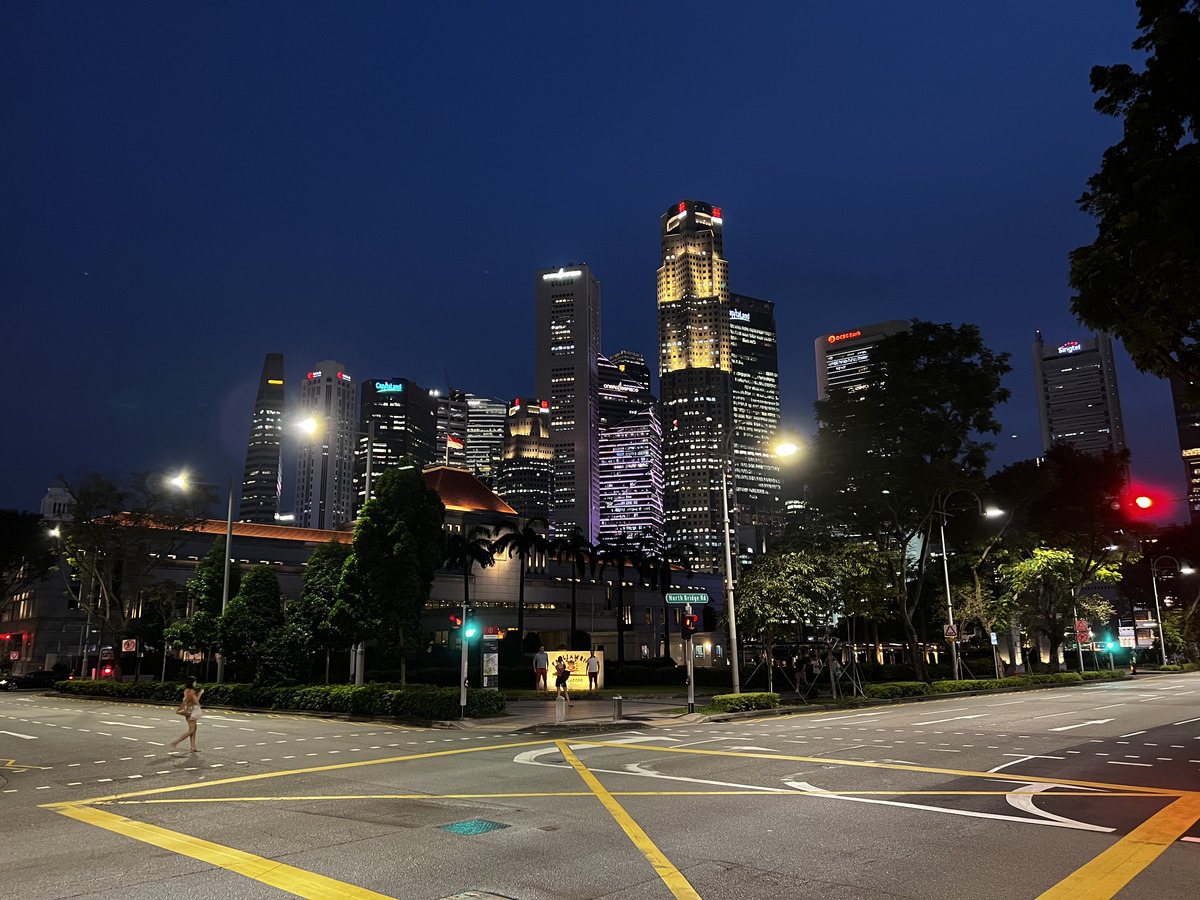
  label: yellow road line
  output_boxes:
[571,740,1180,796]
[101,789,1164,806]
[55,805,394,900]
[1037,791,1200,899]
[558,740,702,900]
[41,737,556,808]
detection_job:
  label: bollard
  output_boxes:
[612,695,623,722]
[555,694,567,724]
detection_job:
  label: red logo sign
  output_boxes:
[828,331,863,344]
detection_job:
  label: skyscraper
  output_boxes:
[657,199,732,571]
[1033,331,1126,455]
[597,353,663,551]
[355,377,439,514]
[465,393,507,486]
[814,320,911,400]
[1169,375,1200,524]
[496,398,554,523]
[535,264,602,540]
[435,389,469,468]
[729,293,782,554]
[239,353,286,524]
[295,361,358,530]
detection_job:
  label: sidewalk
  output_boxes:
[449,693,704,733]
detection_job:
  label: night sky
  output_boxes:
[5,2,1180,521]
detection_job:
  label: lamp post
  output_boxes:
[170,474,235,684]
[1148,556,1193,666]
[936,492,1005,682]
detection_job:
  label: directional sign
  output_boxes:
[943,624,958,641]
[666,592,709,605]
[990,632,998,646]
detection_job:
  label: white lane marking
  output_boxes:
[1004,783,1111,832]
[786,781,1113,832]
[1049,719,1114,732]
[0,731,37,740]
[986,700,1026,707]
[1030,711,1079,720]
[1172,717,1200,726]
[1093,704,1125,710]
[807,712,886,723]
[910,715,985,726]
[100,721,155,729]
[1120,731,1146,738]
[1108,761,1152,767]
[729,746,780,752]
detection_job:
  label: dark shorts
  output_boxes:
[555,674,568,687]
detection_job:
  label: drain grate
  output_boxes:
[439,819,510,835]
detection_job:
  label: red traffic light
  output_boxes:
[682,614,698,637]
[449,614,463,630]
[1134,495,1153,510]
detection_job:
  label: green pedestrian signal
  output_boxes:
[464,606,479,639]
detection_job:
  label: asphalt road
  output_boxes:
[2,673,1198,900]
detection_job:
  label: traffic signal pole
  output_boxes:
[685,603,695,714]
[459,600,468,718]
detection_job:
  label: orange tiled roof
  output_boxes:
[423,466,517,515]
[189,520,352,543]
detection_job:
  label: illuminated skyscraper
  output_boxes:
[355,377,438,514]
[295,361,358,530]
[597,352,663,551]
[728,293,782,554]
[436,389,469,468]
[535,264,602,540]
[465,393,507,486]
[1169,375,1200,524]
[1033,331,1126,455]
[496,398,554,523]
[239,352,286,524]
[657,199,732,571]
[814,320,911,400]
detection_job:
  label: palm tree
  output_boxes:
[641,542,696,660]
[551,526,598,650]
[443,525,496,612]
[490,517,550,640]
[597,533,646,665]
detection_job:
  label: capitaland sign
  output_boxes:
[375,382,404,392]
[730,310,751,321]
[827,330,863,344]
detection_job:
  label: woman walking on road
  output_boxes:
[170,676,204,751]
[554,657,572,706]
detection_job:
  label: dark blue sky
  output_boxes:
[4,2,1181,520]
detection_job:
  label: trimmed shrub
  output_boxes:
[710,692,779,712]
[1081,669,1128,681]
[862,681,932,699]
[1157,663,1200,673]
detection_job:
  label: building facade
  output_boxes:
[814,320,911,400]
[355,377,439,514]
[496,398,555,524]
[535,264,602,541]
[295,361,358,530]
[1033,331,1127,455]
[657,199,733,572]
[435,389,469,468]
[465,393,507,486]
[1169,374,1200,524]
[597,353,663,551]
[238,353,286,524]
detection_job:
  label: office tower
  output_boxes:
[728,293,782,554]
[657,199,733,572]
[1033,331,1127,455]
[597,353,663,551]
[465,393,507,486]
[436,389,469,468]
[295,361,358,530]
[355,377,439,513]
[535,264,602,541]
[496,398,554,523]
[814,320,911,400]
[1168,375,1200,523]
[239,353,286,524]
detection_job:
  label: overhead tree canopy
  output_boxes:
[1,509,56,619]
[1069,0,1200,396]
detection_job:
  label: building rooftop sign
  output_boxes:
[542,268,582,281]
[1058,341,1083,354]
[827,330,863,344]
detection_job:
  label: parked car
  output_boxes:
[0,670,61,691]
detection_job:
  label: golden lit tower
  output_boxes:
[657,199,733,571]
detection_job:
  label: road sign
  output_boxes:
[1075,619,1088,632]
[121,639,137,652]
[943,624,958,641]
[666,592,709,605]
[1075,630,1090,645]
[990,632,998,646]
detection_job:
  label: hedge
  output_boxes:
[862,681,932,699]
[1157,663,1200,673]
[710,692,779,712]
[54,679,507,719]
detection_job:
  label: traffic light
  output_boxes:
[464,606,479,639]
[449,613,463,631]
[682,614,698,639]
[1111,484,1163,520]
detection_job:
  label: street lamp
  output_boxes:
[1148,556,1193,666]
[170,473,235,684]
[936,492,1005,682]
[720,431,801,694]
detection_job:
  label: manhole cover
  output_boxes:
[439,819,510,835]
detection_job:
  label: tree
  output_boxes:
[444,524,496,611]
[291,539,354,683]
[1069,0,1200,396]
[552,527,599,651]
[809,321,1011,680]
[220,565,285,681]
[1,510,56,620]
[641,542,696,659]
[596,534,646,662]
[186,536,242,617]
[490,517,550,641]
[56,472,212,679]
[348,463,445,684]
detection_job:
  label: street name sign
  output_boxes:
[666,592,710,605]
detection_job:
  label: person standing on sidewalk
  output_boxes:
[534,646,549,691]
[586,650,600,690]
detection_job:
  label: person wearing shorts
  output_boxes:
[586,651,600,690]
[534,646,549,691]
[554,657,572,705]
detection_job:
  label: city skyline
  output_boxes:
[4,2,1187,522]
